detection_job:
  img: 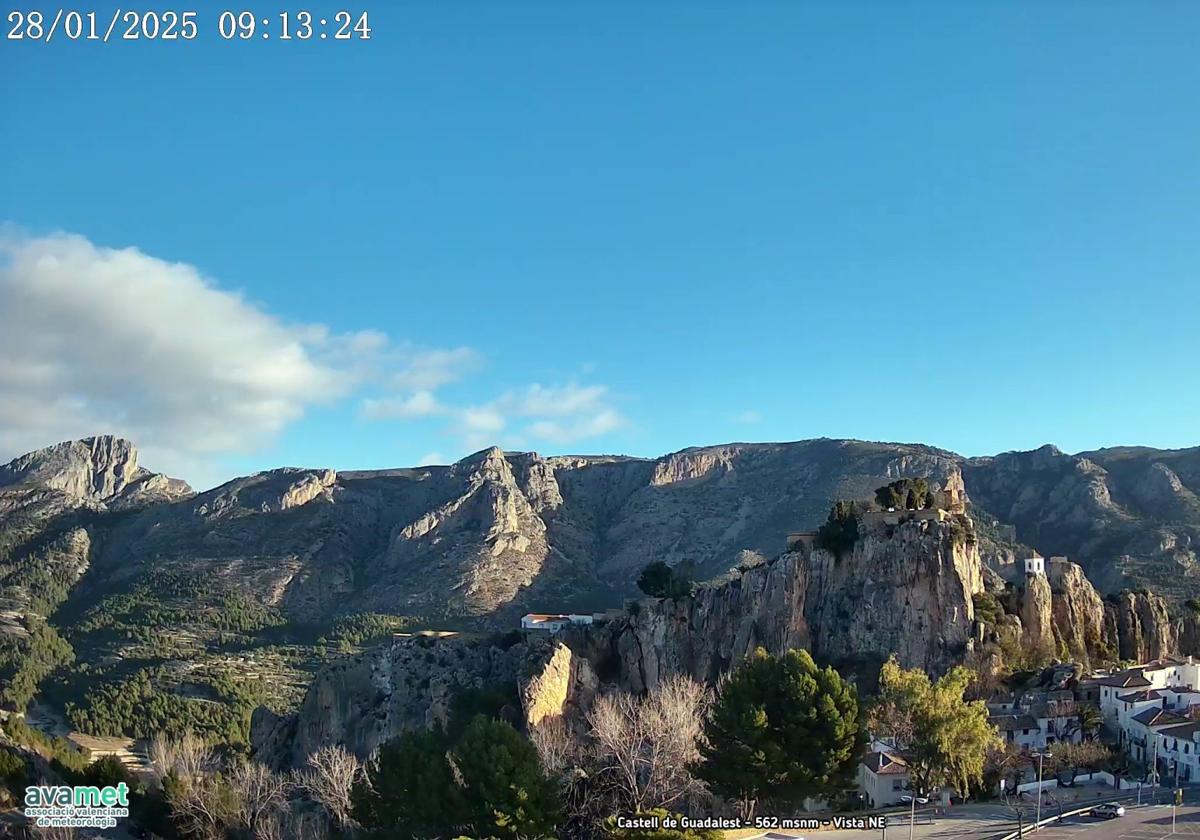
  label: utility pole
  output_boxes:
[1153,733,1161,804]
[1034,750,1052,831]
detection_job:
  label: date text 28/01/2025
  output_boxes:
[6,10,372,43]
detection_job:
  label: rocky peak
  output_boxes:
[0,436,191,504]
[650,448,736,486]
[195,468,336,517]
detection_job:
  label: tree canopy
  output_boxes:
[869,656,1000,795]
[637,561,695,599]
[815,501,861,556]
[696,648,862,818]
[875,479,935,511]
[351,715,560,840]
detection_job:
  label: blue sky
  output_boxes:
[2,2,1198,488]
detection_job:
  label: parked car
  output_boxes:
[1091,803,1125,819]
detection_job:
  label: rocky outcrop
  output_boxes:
[1105,590,1176,662]
[253,632,586,767]
[262,513,988,766]
[1020,572,1055,659]
[965,445,1200,601]
[1047,559,1106,662]
[608,550,810,693]
[602,514,983,691]
[0,436,191,505]
[195,468,336,517]
[803,515,983,673]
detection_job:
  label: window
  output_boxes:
[892,779,903,790]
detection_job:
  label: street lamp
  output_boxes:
[904,785,927,840]
[1032,750,1053,831]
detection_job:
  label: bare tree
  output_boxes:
[586,674,712,814]
[296,745,363,829]
[169,771,241,840]
[149,730,211,783]
[229,759,290,836]
[529,716,581,776]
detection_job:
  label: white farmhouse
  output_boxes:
[857,750,911,807]
[520,613,594,633]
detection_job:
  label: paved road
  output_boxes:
[1029,803,1200,839]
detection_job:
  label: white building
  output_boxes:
[1099,658,1200,728]
[858,750,911,807]
[1023,555,1046,576]
[520,613,594,632]
[991,713,1044,750]
[1157,721,1200,783]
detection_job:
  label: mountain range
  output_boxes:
[1,434,1198,746]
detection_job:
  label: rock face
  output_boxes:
[1046,559,1107,662]
[609,550,811,693]
[253,632,568,767]
[262,513,987,765]
[1020,572,1055,659]
[6,434,1200,764]
[0,436,190,504]
[610,516,983,692]
[803,516,983,674]
[1105,590,1177,662]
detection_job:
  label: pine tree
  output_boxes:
[452,716,561,839]
[351,729,462,838]
[695,648,862,819]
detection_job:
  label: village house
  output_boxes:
[991,713,1044,750]
[520,613,594,632]
[857,750,911,807]
[987,689,1082,749]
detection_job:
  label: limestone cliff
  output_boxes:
[803,515,983,673]
[1105,590,1177,662]
[0,436,191,509]
[252,632,580,767]
[1046,559,1107,662]
[1020,572,1055,659]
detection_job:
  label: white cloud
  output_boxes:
[736,410,763,424]
[386,346,481,391]
[0,231,475,482]
[527,408,625,443]
[359,390,444,420]
[417,451,444,466]
[0,231,633,480]
[451,383,627,449]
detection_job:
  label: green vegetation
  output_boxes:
[352,715,560,839]
[319,611,423,647]
[1,716,88,775]
[869,655,1000,795]
[697,648,862,818]
[875,478,934,510]
[77,568,285,637]
[972,592,1004,627]
[0,619,74,710]
[0,747,26,798]
[637,561,695,599]
[65,667,257,745]
[815,501,861,556]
